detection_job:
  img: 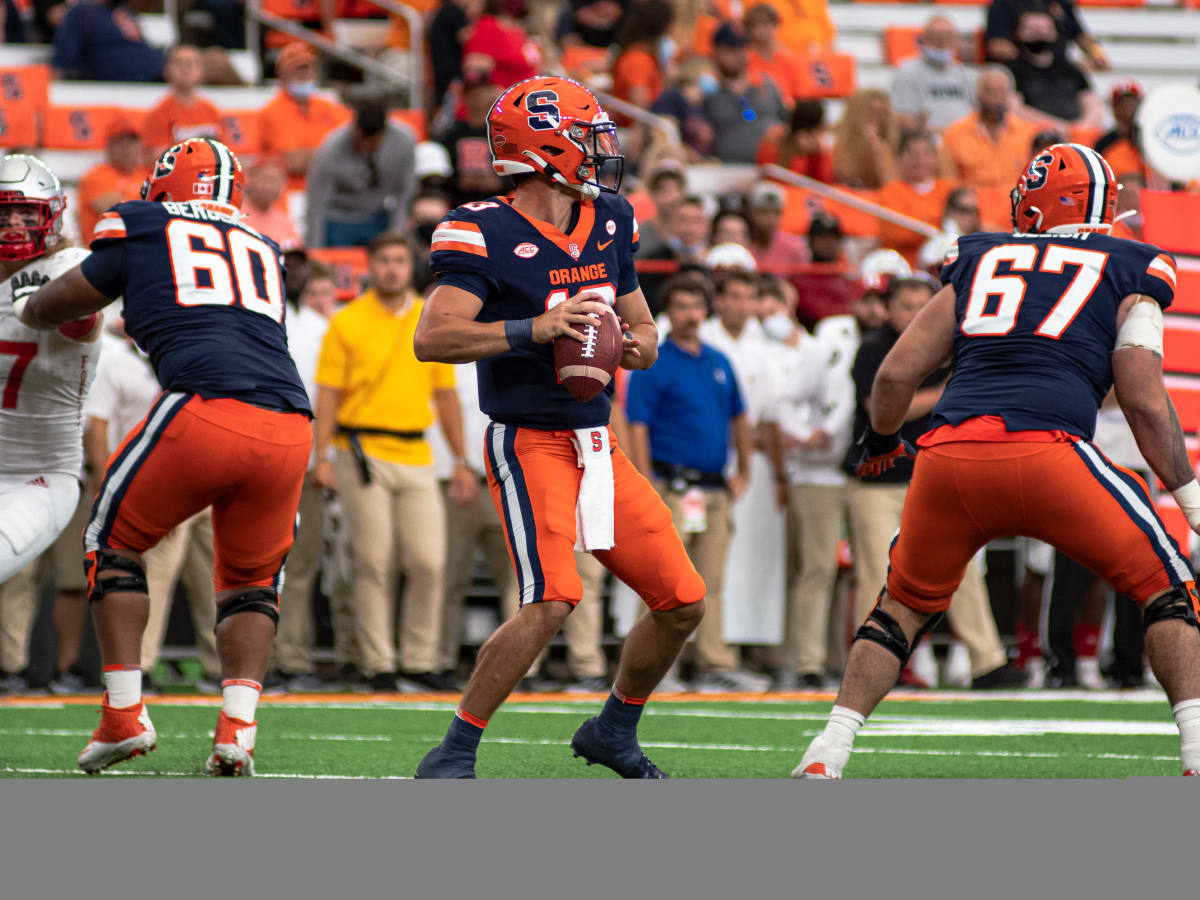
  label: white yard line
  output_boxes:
[0,766,410,779]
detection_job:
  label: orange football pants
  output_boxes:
[484,422,705,610]
[887,439,1197,614]
[84,392,312,593]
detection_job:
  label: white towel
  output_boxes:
[570,427,615,552]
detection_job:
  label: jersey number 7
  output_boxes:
[962,243,1108,339]
[167,219,285,322]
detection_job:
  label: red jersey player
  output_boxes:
[412,76,706,778]
[795,143,1200,778]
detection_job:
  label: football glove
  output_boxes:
[855,425,916,478]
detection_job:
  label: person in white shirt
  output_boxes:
[764,281,855,689]
[83,319,221,693]
[0,157,102,691]
[268,264,343,692]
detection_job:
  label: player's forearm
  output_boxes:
[413,314,513,363]
[1123,394,1195,492]
[905,384,945,422]
[868,372,919,435]
[434,388,467,459]
[21,267,112,329]
[627,322,658,369]
[313,384,342,459]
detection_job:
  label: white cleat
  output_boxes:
[205,711,257,777]
[78,695,157,774]
[790,735,849,780]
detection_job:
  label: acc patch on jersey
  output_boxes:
[514,242,539,259]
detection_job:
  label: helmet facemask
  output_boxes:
[0,195,63,262]
[570,119,624,198]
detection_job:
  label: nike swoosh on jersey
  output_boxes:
[597,239,613,251]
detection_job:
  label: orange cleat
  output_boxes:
[205,710,257,777]
[77,693,157,774]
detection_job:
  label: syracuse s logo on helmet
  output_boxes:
[525,91,561,132]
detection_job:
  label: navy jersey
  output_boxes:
[80,200,311,415]
[932,231,1177,439]
[429,192,640,430]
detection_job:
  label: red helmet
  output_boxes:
[141,138,245,209]
[1011,142,1117,235]
[488,75,624,199]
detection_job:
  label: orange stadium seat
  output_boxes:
[388,109,427,141]
[795,53,856,99]
[778,184,880,238]
[1164,322,1200,376]
[308,246,369,300]
[1170,260,1200,316]
[1142,191,1200,256]
[0,65,50,111]
[0,103,38,148]
[41,105,123,150]
[884,27,922,64]
[1076,0,1143,6]
[220,111,264,156]
[560,45,612,80]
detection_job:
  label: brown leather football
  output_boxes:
[553,305,623,402]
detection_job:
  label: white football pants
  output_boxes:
[0,473,81,585]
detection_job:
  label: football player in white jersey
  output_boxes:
[0,155,102,583]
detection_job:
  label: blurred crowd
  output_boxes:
[0,0,1187,696]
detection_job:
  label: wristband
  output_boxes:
[1172,479,1200,530]
[504,317,534,349]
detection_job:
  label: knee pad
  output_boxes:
[853,592,942,667]
[1143,584,1200,633]
[86,550,148,603]
[216,588,280,628]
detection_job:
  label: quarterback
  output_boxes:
[412,76,706,778]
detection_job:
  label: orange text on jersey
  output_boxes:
[549,263,609,286]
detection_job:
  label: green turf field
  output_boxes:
[0,689,1185,779]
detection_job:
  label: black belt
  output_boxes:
[337,425,426,485]
[652,460,727,492]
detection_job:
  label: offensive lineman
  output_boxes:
[1,155,102,583]
[412,76,706,778]
[795,143,1200,778]
[21,139,312,776]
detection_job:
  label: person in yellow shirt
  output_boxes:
[314,233,476,693]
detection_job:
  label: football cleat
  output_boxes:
[413,743,477,779]
[205,710,257,777]
[1185,769,1199,776]
[77,693,157,774]
[570,717,668,779]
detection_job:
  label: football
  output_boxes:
[553,304,623,402]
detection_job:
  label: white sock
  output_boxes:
[104,667,142,708]
[1173,699,1200,771]
[222,680,262,724]
[824,704,866,750]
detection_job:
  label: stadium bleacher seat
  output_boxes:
[1142,191,1200,256]
[0,64,49,110]
[42,106,123,150]
[0,104,38,148]
[388,108,427,141]
[220,111,265,156]
[308,246,369,300]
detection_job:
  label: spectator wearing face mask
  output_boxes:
[1094,81,1147,182]
[1002,8,1103,129]
[891,16,975,133]
[985,0,1108,71]
[559,0,625,49]
[260,42,352,190]
[408,188,452,293]
[702,23,786,165]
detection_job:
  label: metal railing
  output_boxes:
[361,0,424,106]
[761,164,942,238]
[591,88,681,148]
[245,1,414,93]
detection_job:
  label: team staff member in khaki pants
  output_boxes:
[313,233,475,693]
[625,273,758,693]
[845,278,1026,689]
